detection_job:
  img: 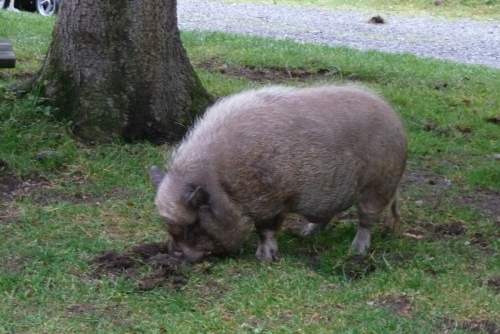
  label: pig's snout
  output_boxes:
[168,240,207,263]
[181,246,207,263]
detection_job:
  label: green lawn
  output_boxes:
[1,5,499,334]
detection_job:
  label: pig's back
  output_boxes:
[172,85,407,218]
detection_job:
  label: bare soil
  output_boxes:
[401,170,500,220]
[198,62,335,83]
[197,62,378,84]
[439,318,500,334]
[91,242,189,291]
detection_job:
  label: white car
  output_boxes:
[1,0,59,16]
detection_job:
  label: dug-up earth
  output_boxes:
[91,243,190,291]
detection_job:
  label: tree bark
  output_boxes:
[30,0,212,144]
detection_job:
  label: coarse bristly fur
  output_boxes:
[150,85,407,263]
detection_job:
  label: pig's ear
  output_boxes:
[149,166,165,189]
[187,186,209,208]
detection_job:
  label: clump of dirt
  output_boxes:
[440,318,500,334]
[486,116,500,125]
[91,242,189,291]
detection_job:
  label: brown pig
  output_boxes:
[150,85,407,263]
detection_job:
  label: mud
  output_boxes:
[91,242,189,291]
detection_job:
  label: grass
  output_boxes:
[1,6,500,334]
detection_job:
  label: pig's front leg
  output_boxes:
[255,229,279,261]
[254,213,286,262]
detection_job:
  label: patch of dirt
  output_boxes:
[0,162,51,205]
[31,189,101,206]
[0,173,21,203]
[194,279,227,300]
[469,232,492,251]
[401,170,453,191]
[0,161,48,224]
[1,256,28,274]
[433,221,467,237]
[91,242,190,291]
[66,302,128,326]
[401,170,500,226]
[376,293,414,317]
[454,189,500,221]
[196,61,382,84]
[440,318,500,334]
[486,116,500,125]
[0,160,137,210]
[198,62,336,83]
[405,221,468,245]
[487,276,500,293]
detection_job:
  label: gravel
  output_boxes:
[178,0,500,68]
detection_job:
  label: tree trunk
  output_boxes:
[30,0,212,144]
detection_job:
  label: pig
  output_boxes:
[150,85,407,263]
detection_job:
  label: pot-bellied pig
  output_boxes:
[150,85,407,263]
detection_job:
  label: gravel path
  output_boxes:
[178,0,500,68]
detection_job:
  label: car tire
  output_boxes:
[36,0,58,16]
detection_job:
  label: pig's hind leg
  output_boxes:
[255,213,287,262]
[352,191,396,254]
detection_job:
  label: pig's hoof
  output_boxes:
[255,244,279,262]
[351,229,371,254]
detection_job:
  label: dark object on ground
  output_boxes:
[486,116,500,125]
[368,15,385,24]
